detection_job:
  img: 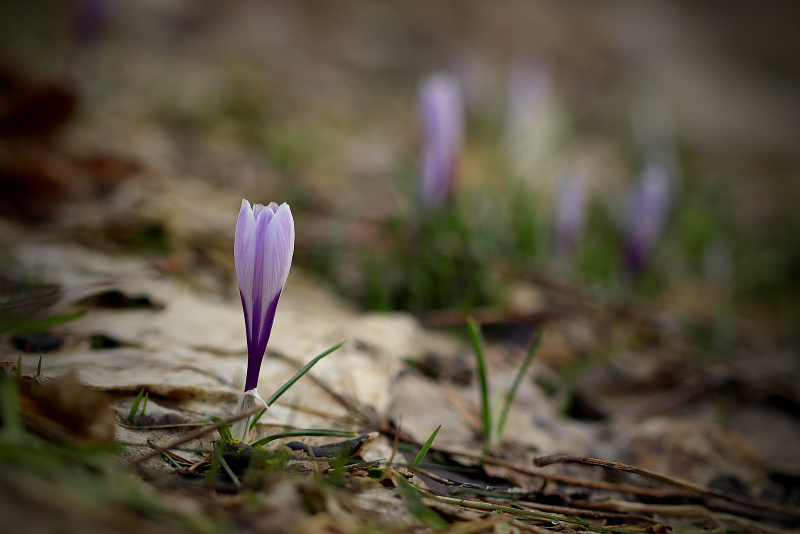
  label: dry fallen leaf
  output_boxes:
[18,371,115,443]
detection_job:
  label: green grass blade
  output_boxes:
[0,311,86,335]
[204,451,221,488]
[36,356,42,377]
[266,340,347,407]
[209,416,233,441]
[213,442,242,489]
[140,392,149,416]
[249,340,347,431]
[466,317,491,449]
[0,378,24,442]
[393,472,448,529]
[496,330,544,443]
[147,440,190,468]
[411,425,441,465]
[127,389,145,423]
[160,451,185,469]
[250,429,357,449]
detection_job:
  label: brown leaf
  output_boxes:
[21,371,115,443]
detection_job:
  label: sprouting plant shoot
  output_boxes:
[496,330,543,441]
[467,317,544,453]
[209,416,233,442]
[128,388,146,423]
[208,442,241,490]
[36,355,42,377]
[466,317,492,454]
[412,425,441,466]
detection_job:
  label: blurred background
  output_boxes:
[1,0,799,425]
[2,0,799,323]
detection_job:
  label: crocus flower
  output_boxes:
[419,74,464,210]
[73,0,111,49]
[622,164,671,278]
[553,174,587,258]
[65,0,113,84]
[232,199,294,440]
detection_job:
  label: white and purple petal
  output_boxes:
[623,164,671,276]
[553,174,587,257]
[234,199,295,392]
[235,200,256,339]
[419,74,463,209]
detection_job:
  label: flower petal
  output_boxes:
[419,74,463,209]
[259,203,295,315]
[624,164,671,274]
[235,200,295,391]
[234,199,256,339]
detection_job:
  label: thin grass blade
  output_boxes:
[393,471,449,528]
[128,389,145,423]
[466,317,491,446]
[250,429,357,449]
[209,416,233,441]
[496,330,544,442]
[250,339,347,430]
[0,378,24,442]
[0,311,86,335]
[148,440,190,469]
[213,442,242,489]
[412,425,441,465]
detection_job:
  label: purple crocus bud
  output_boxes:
[622,164,671,277]
[232,199,294,440]
[235,200,295,390]
[73,0,112,49]
[419,74,464,210]
[553,174,587,258]
[65,0,113,84]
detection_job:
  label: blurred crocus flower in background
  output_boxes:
[73,0,111,49]
[231,199,295,441]
[622,164,671,278]
[419,73,464,210]
[504,59,563,180]
[66,0,113,84]
[552,173,587,258]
